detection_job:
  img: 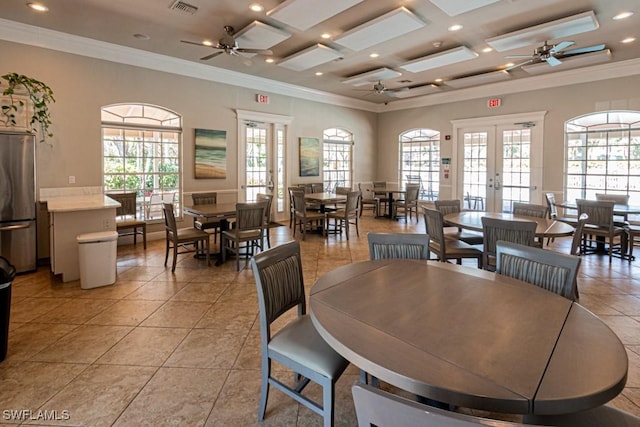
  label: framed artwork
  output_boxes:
[299,137,320,177]
[195,128,227,179]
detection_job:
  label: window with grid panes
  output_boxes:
[323,128,353,191]
[102,103,182,221]
[565,111,640,213]
[399,129,440,200]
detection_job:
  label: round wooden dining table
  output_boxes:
[443,211,575,239]
[310,259,627,416]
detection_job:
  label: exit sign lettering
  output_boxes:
[487,98,501,108]
[256,94,270,104]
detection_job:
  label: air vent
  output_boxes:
[169,0,198,15]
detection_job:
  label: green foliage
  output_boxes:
[1,73,55,143]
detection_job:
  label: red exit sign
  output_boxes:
[256,94,270,104]
[487,98,501,108]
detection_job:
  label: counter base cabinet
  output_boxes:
[49,208,117,282]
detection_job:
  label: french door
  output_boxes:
[453,112,546,212]
[237,110,291,222]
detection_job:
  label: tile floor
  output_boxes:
[1,214,640,426]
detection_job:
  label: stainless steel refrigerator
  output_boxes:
[0,132,36,273]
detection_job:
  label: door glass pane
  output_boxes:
[501,128,531,212]
[276,128,285,213]
[245,126,267,202]
[462,132,487,210]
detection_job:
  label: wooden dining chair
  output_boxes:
[481,216,536,271]
[434,199,483,245]
[423,207,482,268]
[576,199,627,263]
[496,240,581,300]
[256,193,274,249]
[221,201,267,271]
[292,191,326,240]
[353,383,532,427]
[250,241,349,427]
[512,202,548,218]
[393,184,420,222]
[326,190,361,239]
[595,193,631,224]
[108,192,147,249]
[368,233,430,260]
[373,181,389,213]
[191,192,222,243]
[162,202,210,272]
[358,183,380,217]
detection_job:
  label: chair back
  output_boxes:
[162,202,177,239]
[595,193,630,205]
[576,199,615,229]
[481,217,536,267]
[434,199,462,216]
[512,202,548,218]
[352,383,530,427]
[292,191,308,216]
[250,240,306,327]
[570,213,589,256]
[335,186,351,195]
[235,202,267,232]
[311,183,324,193]
[422,208,446,259]
[358,183,377,201]
[109,192,138,219]
[373,181,386,188]
[192,192,217,205]
[404,184,420,202]
[544,192,559,219]
[496,240,581,300]
[345,190,361,214]
[368,233,430,260]
[256,193,274,224]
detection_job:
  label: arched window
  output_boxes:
[399,129,440,200]
[102,103,182,221]
[565,111,640,205]
[323,128,353,191]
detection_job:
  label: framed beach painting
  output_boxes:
[195,128,227,179]
[299,137,320,177]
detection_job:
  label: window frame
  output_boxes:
[399,128,441,200]
[323,128,353,191]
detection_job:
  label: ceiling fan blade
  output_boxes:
[550,40,574,54]
[562,44,606,55]
[546,56,562,66]
[237,48,273,55]
[181,40,209,47]
[201,51,223,60]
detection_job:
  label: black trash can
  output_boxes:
[0,257,16,362]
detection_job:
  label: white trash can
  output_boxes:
[77,231,118,289]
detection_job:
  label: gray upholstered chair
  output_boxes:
[423,208,482,268]
[434,199,483,245]
[576,199,626,263]
[109,192,146,249]
[326,190,361,239]
[191,192,222,243]
[250,241,349,427]
[481,216,536,271]
[220,201,267,271]
[358,183,380,217]
[353,383,531,427]
[256,193,274,248]
[512,202,548,218]
[292,191,326,240]
[372,181,389,213]
[393,184,420,222]
[368,233,430,260]
[496,240,581,300]
[162,202,209,272]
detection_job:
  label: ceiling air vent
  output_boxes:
[169,0,198,15]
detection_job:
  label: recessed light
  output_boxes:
[321,33,331,39]
[249,3,264,12]
[369,53,379,58]
[482,47,493,53]
[435,78,443,82]
[613,11,634,20]
[265,58,275,63]
[133,33,150,40]
[315,71,323,76]
[448,24,463,32]
[622,37,636,43]
[27,2,48,12]
[202,40,214,46]
[505,62,515,68]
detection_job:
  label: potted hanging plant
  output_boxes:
[1,72,55,142]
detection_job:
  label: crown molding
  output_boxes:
[0,19,379,113]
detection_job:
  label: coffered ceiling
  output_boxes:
[0,0,638,106]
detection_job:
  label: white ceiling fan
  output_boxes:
[506,40,606,70]
[356,81,409,96]
[181,25,273,60]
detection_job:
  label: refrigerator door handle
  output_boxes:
[0,223,32,231]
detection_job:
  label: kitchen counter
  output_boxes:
[47,195,121,212]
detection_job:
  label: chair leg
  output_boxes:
[171,242,178,272]
[164,239,170,267]
[258,359,270,421]
[322,380,335,427]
